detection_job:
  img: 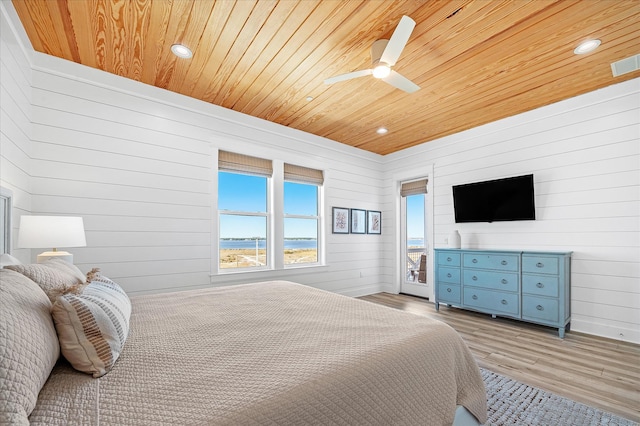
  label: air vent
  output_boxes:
[611,54,640,77]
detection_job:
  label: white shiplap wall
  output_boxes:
[0,2,32,262]
[23,41,386,297]
[384,78,640,343]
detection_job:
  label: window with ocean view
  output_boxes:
[217,151,323,272]
[284,182,319,265]
[218,171,269,270]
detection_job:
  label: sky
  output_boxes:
[406,194,425,239]
[219,172,317,239]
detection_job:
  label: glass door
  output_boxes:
[400,192,429,297]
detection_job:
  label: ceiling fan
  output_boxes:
[324,15,420,93]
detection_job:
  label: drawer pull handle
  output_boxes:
[501,260,507,265]
[501,279,508,284]
[536,262,544,268]
[447,288,452,293]
[472,295,478,300]
[447,273,452,278]
[501,299,507,305]
[447,257,452,262]
[472,258,478,263]
[536,305,544,311]
[472,276,478,281]
[536,282,544,288]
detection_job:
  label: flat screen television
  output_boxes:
[453,174,535,223]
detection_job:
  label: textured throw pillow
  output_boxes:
[4,261,84,303]
[41,258,87,284]
[0,269,60,424]
[51,275,131,378]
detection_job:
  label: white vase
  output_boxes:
[448,230,461,249]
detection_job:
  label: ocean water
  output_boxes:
[408,238,425,247]
[221,239,317,250]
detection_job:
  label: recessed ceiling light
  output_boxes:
[574,39,601,55]
[171,44,193,58]
[306,96,314,101]
[376,127,388,135]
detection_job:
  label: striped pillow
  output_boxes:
[51,275,131,378]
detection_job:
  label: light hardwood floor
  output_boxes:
[358,293,640,422]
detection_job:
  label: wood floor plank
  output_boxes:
[358,292,640,422]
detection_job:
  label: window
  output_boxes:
[283,164,322,266]
[218,151,272,270]
[284,182,318,265]
[217,152,323,272]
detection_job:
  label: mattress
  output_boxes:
[30,280,487,425]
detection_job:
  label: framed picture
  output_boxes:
[332,207,350,234]
[367,210,382,234]
[350,209,366,234]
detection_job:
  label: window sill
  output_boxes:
[209,264,329,286]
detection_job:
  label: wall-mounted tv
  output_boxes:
[453,174,536,223]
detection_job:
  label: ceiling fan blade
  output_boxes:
[324,69,373,85]
[382,70,420,93]
[380,15,416,66]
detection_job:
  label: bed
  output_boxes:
[1,265,486,425]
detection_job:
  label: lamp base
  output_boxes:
[37,251,73,264]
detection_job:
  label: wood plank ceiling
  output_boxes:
[11,0,640,155]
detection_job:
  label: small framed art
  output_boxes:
[367,210,381,234]
[332,207,350,234]
[350,209,366,234]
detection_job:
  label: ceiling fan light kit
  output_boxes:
[324,15,420,93]
[372,63,391,79]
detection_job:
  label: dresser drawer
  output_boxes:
[438,267,461,284]
[522,274,559,297]
[522,255,559,275]
[463,288,519,316]
[463,253,519,272]
[437,252,461,267]
[522,295,559,323]
[437,284,461,305]
[463,269,518,292]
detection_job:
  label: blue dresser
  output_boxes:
[435,248,572,338]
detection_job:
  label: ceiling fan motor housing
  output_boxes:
[371,39,389,63]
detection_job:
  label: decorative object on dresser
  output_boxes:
[17,216,86,263]
[435,248,572,338]
[448,229,461,248]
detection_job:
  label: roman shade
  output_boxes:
[218,151,273,177]
[400,179,428,197]
[284,164,324,185]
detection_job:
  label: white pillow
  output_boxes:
[4,261,84,303]
[0,269,60,423]
[0,253,22,268]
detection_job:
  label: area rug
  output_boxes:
[482,368,638,426]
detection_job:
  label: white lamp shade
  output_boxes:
[18,216,86,249]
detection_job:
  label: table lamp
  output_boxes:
[18,215,86,263]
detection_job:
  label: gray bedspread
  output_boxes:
[30,281,487,425]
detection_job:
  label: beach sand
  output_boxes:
[220,248,317,268]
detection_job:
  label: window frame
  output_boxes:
[215,152,324,277]
[283,180,321,268]
[218,171,271,272]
